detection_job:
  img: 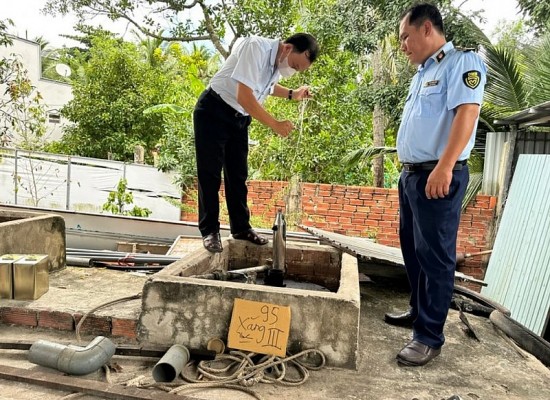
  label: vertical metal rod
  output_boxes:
[123,162,127,181]
[13,149,18,204]
[66,156,72,210]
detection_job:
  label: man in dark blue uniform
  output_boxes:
[384,3,487,366]
[194,34,319,252]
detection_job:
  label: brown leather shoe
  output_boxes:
[396,340,441,366]
[203,232,223,253]
[384,309,416,327]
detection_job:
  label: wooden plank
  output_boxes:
[0,364,192,400]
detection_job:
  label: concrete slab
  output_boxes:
[0,208,66,272]
[0,267,549,399]
[138,239,360,369]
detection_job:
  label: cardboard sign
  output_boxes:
[227,298,291,357]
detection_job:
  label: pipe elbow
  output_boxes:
[29,336,116,376]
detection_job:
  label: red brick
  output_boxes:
[1,307,38,327]
[74,314,112,336]
[38,310,74,330]
[112,318,137,339]
[358,193,374,200]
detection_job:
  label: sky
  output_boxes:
[3,0,523,48]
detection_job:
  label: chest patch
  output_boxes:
[463,70,481,89]
[424,80,440,87]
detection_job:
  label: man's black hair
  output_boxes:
[284,33,319,63]
[400,2,445,35]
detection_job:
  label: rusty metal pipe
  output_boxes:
[191,265,269,280]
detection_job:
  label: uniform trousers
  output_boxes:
[398,166,469,348]
[193,88,252,237]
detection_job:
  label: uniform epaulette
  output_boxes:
[455,47,477,52]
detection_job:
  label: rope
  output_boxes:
[287,96,310,174]
[75,293,142,342]
[168,348,325,396]
[138,348,325,399]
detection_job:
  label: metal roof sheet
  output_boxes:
[494,100,550,128]
[481,154,550,334]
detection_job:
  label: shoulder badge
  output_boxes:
[463,70,481,89]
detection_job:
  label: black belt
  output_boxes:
[401,159,467,172]
[206,88,246,118]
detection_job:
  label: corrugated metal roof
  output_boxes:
[481,154,550,335]
[494,100,550,128]
[300,225,486,286]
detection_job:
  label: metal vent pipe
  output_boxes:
[152,344,190,382]
[28,336,116,375]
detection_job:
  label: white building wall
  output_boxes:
[0,35,72,142]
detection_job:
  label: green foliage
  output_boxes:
[523,29,550,105]
[37,0,550,192]
[1,22,48,150]
[479,23,550,128]
[0,19,13,47]
[248,49,372,185]
[481,44,529,115]
[57,35,169,160]
[44,0,300,57]
[491,20,531,50]
[516,0,550,33]
[102,178,152,217]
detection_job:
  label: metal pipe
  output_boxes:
[66,156,71,210]
[265,209,287,287]
[191,265,269,280]
[272,209,286,271]
[14,149,18,204]
[28,336,116,376]
[152,344,190,382]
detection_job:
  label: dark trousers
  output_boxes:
[398,167,469,348]
[193,89,252,237]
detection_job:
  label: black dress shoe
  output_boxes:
[203,232,223,253]
[396,340,441,366]
[232,229,268,245]
[384,309,416,327]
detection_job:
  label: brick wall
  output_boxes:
[181,181,497,283]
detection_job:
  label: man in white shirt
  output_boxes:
[194,33,319,252]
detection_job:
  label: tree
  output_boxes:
[44,0,299,58]
[481,25,550,121]
[58,34,169,160]
[1,20,49,149]
[320,0,489,187]
[516,0,550,33]
[223,0,374,186]
[102,178,152,217]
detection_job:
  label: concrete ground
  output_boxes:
[0,266,549,400]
